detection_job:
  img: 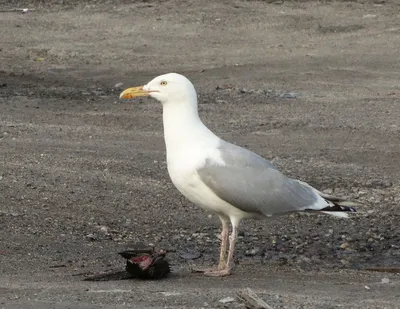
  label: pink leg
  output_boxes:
[192,216,229,273]
[204,219,239,277]
[225,223,238,272]
[218,217,229,270]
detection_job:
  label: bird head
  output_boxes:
[119,73,197,106]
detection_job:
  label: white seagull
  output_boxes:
[119,73,358,277]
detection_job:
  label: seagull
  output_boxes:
[119,73,359,277]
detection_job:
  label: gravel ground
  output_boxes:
[0,0,399,308]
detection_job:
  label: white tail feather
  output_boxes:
[322,211,349,218]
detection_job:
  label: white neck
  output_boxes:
[162,100,216,153]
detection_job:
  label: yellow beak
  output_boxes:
[119,86,150,99]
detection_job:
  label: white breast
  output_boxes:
[167,147,253,220]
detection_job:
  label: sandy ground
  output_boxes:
[0,0,399,308]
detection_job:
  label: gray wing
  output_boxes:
[197,141,325,216]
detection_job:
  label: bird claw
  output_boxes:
[203,269,231,277]
[192,260,228,274]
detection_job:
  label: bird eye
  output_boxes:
[160,81,168,86]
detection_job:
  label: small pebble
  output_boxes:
[281,92,298,99]
[245,248,260,256]
[340,242,350,249]
[219,296,235,304]
[86,233,96,241]
[99,226,109,233]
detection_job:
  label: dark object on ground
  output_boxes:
[119,248,170,280]
[82,270,132,281]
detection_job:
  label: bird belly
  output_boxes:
[169,167,256,220]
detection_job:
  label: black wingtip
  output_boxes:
[320,204,357,213]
